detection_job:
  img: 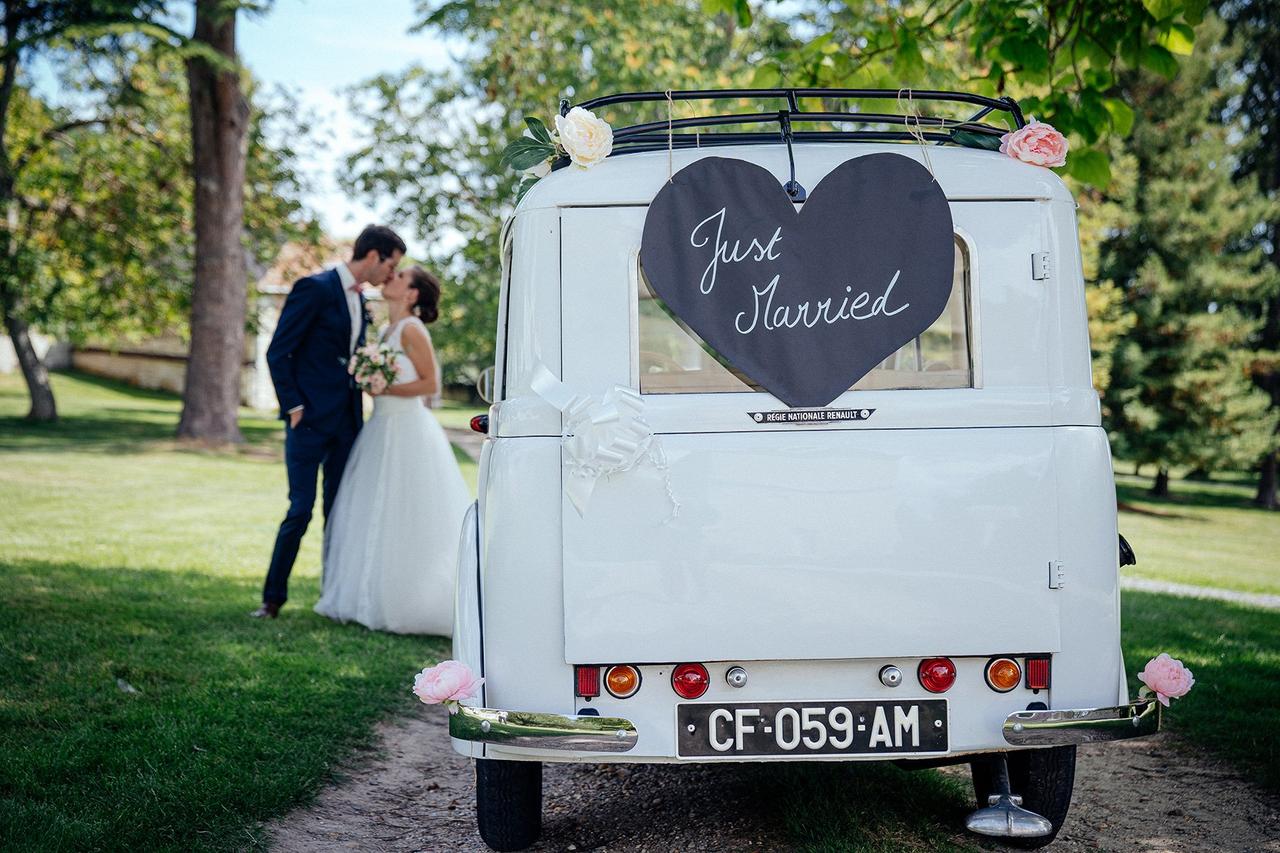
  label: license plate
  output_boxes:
[676,699,948,757]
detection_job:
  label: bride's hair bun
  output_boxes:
[406,266,442,323]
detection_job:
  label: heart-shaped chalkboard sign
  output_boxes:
[639,153,955,408]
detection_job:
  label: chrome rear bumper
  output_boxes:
[1003,698,1160,746]
[449,705,639,753]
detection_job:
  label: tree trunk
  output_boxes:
[1257,452,1278,509]
[0,279,56,421]
[1151,467,1170,498]
[176,0,250,443]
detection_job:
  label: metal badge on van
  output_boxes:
[749,408,875,424]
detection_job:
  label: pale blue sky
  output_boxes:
[240,0,460,252]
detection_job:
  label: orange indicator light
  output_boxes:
[604,665,642,699]
[985,657,1022,693]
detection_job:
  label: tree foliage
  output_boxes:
[720,0,1210,188]
[1219,0,1280,507]
[1099,16,1278,492]
[344,0,790,385]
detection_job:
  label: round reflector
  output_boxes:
[670,663,710,699]
[917,657,957,693]
[604,665,642,699]
[985,657,1022,693]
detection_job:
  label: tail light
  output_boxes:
[604,665,642,699]
[985,657,1022,693]
[575,665,600,698]
[1025,655,1051,690]
[469,414,489,434]
[670,663,710,699]
[917,657,956,693]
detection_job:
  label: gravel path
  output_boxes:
[1119,576,1280,611]
[266,705,1280,852]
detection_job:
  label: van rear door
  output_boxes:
[558,203,1063,664]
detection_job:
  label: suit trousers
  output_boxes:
[263,416,359,604]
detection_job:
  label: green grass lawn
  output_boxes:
[1116,470,1280,595]
[0,372,475,851]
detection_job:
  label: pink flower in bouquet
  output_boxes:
[368,373,388,395]
[999,120,1069,168]
[1137,653,1195,707]
[413,660,483,713]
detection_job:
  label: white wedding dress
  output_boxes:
[315,317,470,635]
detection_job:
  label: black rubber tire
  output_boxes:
[475,758,542,851]
[970,746,1076,849]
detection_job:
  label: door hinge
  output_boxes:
[1032,252,1051,280]
[1049,560,1065,589]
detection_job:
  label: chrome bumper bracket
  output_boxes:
[1003,698,1160,746]
[449,705,639,753]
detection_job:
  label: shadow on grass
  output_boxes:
[1115,479,1269,514]
[0,413,280,455]
[0,558,448,852]
[774,761,977,852]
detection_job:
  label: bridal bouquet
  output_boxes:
[348,342,398,395]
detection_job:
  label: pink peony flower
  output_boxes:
[1137,653,1195,707]
[413,660,484,713]
[368,374,388,395]
[999,120,1069,168]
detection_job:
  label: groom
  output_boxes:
[252,225,407,619]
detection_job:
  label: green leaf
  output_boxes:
[750,62,782,89]
[1068,149,1112,188]
[1141,0,1179,21]
[523,116,552,145]
[1158,22,1195,55]
[951,129,1003,151]
[1139,43,1179,78]
[997,35,1050,73]
[1182,0,1209,25]
[1104,98,1135,136]
[893,32,925,80]
[500,138,554,171]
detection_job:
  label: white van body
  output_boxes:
[450,135,1156,849]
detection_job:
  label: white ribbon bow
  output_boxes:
[532,365,678,519]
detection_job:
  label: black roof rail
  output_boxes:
[555,88,1023,162]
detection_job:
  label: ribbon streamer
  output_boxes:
[532,365,679,519]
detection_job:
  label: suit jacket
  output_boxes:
[266,268,367,435]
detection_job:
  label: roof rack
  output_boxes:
[558,88,1023,159]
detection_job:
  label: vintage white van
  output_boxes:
[450,90,1154,851]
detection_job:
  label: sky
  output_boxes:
[239,0,459,254]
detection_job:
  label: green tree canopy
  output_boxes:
[1099,15,1278,494]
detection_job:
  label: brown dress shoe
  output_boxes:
[250,601,281,619]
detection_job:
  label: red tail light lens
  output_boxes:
[575,665,600,698]
[917,657,957,693]
[469,414,489,434]
[1026,655,1051,690]
[670,663,710,699]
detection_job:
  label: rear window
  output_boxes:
[638,238,972,395]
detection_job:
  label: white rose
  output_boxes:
[523,159,551,178]
[554,107,613,169]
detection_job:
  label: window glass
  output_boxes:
[638,239,972,395]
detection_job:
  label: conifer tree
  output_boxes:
[1100,15,1277,496]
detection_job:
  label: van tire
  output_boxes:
[969,746,1076,848]
[475,758,542,851]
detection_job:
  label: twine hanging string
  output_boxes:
[897,87,939,182]
[666,88,675,183]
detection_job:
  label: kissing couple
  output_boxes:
[252,225,470,635]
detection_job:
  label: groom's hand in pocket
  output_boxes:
[289,408,303,428]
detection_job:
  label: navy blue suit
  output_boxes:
[263,268,367,605]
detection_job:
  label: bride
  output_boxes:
[316,266,471,635]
